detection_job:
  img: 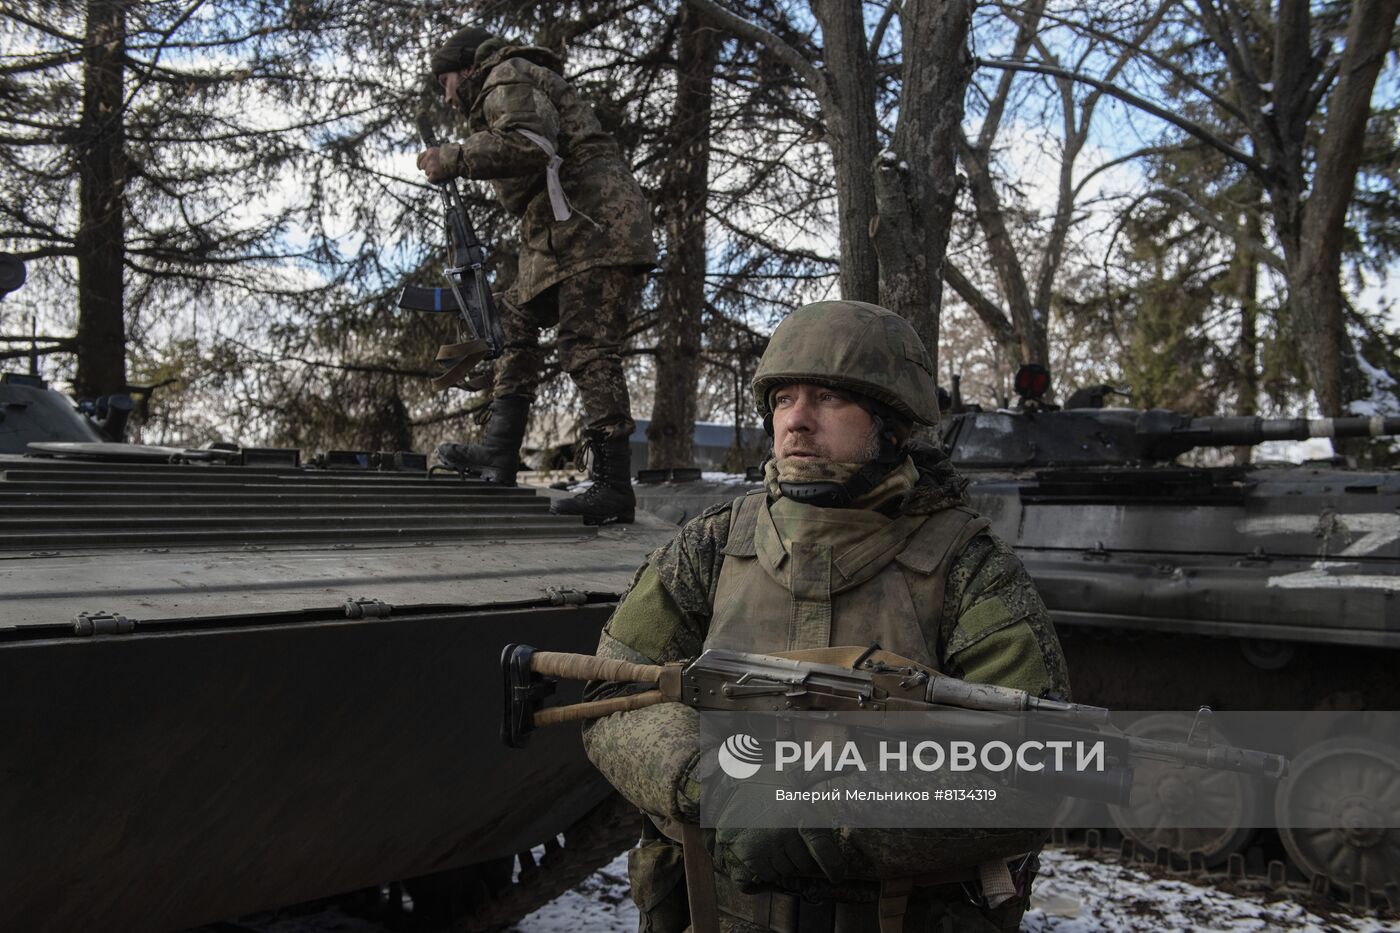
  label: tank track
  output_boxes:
[1049,828,1399,918]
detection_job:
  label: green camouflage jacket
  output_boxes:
[438,45,656,304]
[582,446,1070,831]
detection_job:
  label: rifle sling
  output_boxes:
[432,338,491,391]
[515,128,573,223]
[682,822,721,933]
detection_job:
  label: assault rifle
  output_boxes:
[398,115,505,391]
[500,644,1288,807]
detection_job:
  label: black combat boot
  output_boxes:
[551,429,636,525]
[434,393,530,485]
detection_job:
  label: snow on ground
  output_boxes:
[507,849,1398,933]
[700,472,759,485]
[1023,850,1395,933]
[507,855,638,932]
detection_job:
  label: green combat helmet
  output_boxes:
[430,25,496,76]
[752,299,940,428]
[752,300,939,506]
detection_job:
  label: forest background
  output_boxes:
[3,0,1398,469]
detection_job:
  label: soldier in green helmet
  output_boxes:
[418,25,656,525]
[582,300,1070,932]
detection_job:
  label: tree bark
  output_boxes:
[1290,0,1398,416]
[74,0,129,399]
[648,7,718,469]
[1199,0,1398,416]
[956,132,1040,369]
[870,0,974,376]
[810,0,880,303]
[684,0,978,365]
[1233,210,1259,465]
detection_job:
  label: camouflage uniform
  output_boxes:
[584,448,1069,931]
[582,301,1070,932]
[437,43,655,437]
[493,266,640,439]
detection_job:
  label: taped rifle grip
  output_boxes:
[529,651,666,685]
[533,690,666,726]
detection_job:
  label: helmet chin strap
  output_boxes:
[766,413,907,508]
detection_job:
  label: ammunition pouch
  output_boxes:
[629,820,690,933]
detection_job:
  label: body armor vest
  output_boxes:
[705,491,990,668]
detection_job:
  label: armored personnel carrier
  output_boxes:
[0,259,673,933]
[942,366,1400,904]
[636,367,1400,903]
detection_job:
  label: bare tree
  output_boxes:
[949,0,1169,377]
[686,0,976,370]
[979,0,1400,416]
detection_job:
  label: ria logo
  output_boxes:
[718,734,764,779]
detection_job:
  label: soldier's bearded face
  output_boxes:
[771,384,879,463]
[438,69,472,111]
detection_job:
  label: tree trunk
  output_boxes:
[871,0,974,378]
[74,0,129,399]
[1290,0,1397,416]
[810,0,880,303]
[1233,213,1259,465]
[1242,0,1398,417]
[957,134,1045,370]
[647,8,718,469]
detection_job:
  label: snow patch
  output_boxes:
[507,853,637,932]
[1348,354,1400,419]
[510,849,1393,932]
[701,471,759,485]
[1250,437,1335,462]
[1023,849,1392,932]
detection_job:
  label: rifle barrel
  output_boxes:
[1129,735,1287,778]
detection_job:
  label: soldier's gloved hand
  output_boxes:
[675,750,846,886]
[713,826,844,888]
[417,147,449,183]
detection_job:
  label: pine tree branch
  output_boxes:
[1137,187,1285,270]
[2,10,81,44]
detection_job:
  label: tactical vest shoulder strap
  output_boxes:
[721,490,765,557]
[894,506,990,576]
[895,507,993,664]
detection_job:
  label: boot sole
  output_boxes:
[476,465,518,486]
[575,510,634,526]
[432,464,518,487]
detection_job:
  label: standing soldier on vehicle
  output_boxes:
[582,300,1071,932]
[418,25,655,525]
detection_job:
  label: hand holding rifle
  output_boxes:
[400,115,505,392]
[501,643,1289,806]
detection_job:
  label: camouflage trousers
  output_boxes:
[628,835,1032,933]
[495,265,641,440]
